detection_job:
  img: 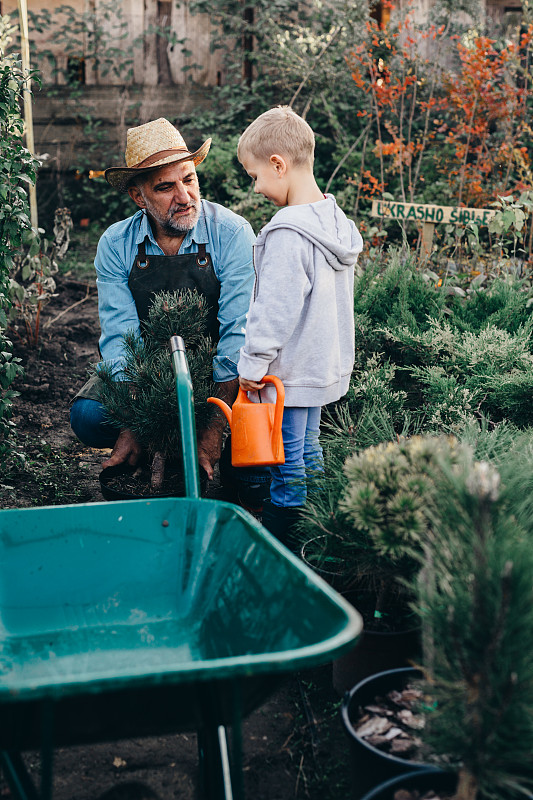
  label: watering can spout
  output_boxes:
[207,396,233,426]
[207,376,285,468]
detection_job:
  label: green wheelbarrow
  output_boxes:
[0,337,362,800]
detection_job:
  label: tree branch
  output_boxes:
[289,26,342,107]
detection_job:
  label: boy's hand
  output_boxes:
[239,376,265,392]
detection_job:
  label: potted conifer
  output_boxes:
[347,458,533,800]
[297,432,473,691]
[97,289,216,496]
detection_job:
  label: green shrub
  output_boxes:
[354,249,445,337]
[495,428,533,528]
[97,290,216,489]
[8,209,73,347]
[388,320,533,427]
[63,174,134,227]
[343,354,408,424]
[450,276,533,337]
[299,431,473,623]
[340,434,470,566]
[0,17,38,472]
[349,251,533,432]
[456,417,521,466]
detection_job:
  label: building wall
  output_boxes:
[5,0,223,86]
[5,0,223,171]
[32,84,214,173]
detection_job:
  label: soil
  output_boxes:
[2,276,104,509]
[0,272,355,800]
[100,462,190,501]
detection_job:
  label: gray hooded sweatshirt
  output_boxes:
[238,194,363,407]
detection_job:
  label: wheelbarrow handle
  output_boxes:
[170,336,201,499]
[170,335,186,354]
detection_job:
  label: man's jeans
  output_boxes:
[70,398,120,449]
[270,406,324,508]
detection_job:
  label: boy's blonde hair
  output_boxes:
[237,106,315,168]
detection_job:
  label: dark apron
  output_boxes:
[129,239,220,337]
[75,239,220,400]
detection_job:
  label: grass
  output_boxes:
[0,435,91,508]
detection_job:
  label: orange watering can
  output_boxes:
[207,375,285,467]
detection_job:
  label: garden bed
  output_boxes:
[2,275,104,509]
[0,261,351,799]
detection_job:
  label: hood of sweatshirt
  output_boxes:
[258,193,363,271]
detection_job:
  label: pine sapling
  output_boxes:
[297,431,473,625]
[97,290,216,491]
[339,434,472,621]
[416,460,533,800]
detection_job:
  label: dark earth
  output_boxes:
[0,270,355,800]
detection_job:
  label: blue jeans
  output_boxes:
[270,406,324,508]
[70,398,120,448]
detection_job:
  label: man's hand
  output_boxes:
[102,429,142,469]
[198,377,239,480]
[197,424,223,480]
[239,376,265,392]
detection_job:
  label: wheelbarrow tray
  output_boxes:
[0,497,361,751]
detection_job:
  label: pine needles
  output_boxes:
[415,459,533,800]
[97,290,216,490]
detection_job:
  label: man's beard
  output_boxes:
[144,196,201,236]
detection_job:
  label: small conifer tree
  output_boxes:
[297,432,472,624]
[97,290,216,491]
[416,460,533,800]
[339,435,472,618]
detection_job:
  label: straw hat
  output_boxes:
[105,118,212,192]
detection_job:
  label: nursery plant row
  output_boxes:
[295,248,533,800]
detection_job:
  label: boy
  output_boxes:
[237,106,363,544]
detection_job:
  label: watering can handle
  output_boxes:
[260,375,285,460]
[236,375,285,403]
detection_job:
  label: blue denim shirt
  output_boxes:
[95,200,255,382]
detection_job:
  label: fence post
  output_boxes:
[17,0,38,230]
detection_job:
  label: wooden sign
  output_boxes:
[371,199,497,225]
[371,199,497,256]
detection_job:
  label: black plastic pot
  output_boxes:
[297,553,421,695]
[300,535,348,592]
[359,768,455,800]
[99,463,207,501]
[99,464,145,501]
[341,667,427,800]
[332,618,421,695]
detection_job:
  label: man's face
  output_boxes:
[129,160,201,236]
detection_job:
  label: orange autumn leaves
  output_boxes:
[350,12,533,207]
[445,32,532,205]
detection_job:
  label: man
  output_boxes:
[70,117,267,500]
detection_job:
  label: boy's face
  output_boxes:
[240,153,288,207]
